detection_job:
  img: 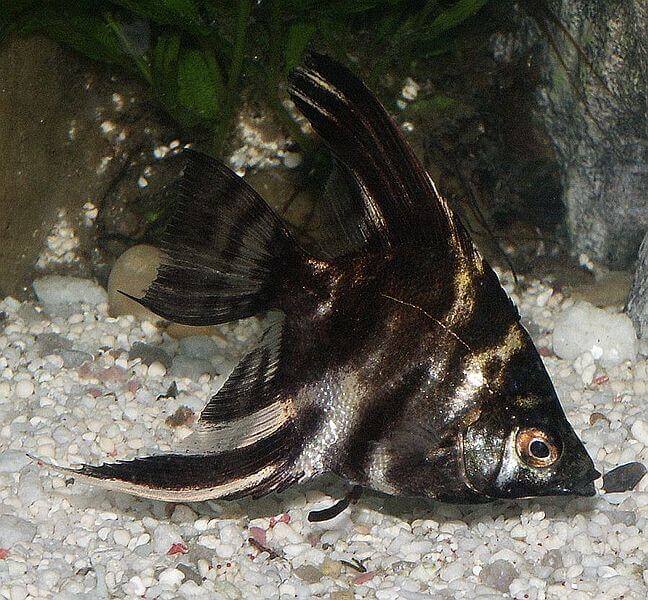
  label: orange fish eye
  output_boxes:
[516,427,560,468]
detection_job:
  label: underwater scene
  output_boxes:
[0,1,646,599]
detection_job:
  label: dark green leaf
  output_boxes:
[110,0,207,34]
[409,95,460,113]
[284,22,315,73]
[0,0,38,20]
[416,0,488,39]
[152,35,223,128]
[176,47,224,124]
[152,33,181,114]
[13,5,139,73]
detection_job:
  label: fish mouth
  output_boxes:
[553,468,601,497]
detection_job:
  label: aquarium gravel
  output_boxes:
[0,273,646,599]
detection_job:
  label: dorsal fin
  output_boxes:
[288,53,477,262]
[317,163,383,256]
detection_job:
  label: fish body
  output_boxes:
[49,54,599,505]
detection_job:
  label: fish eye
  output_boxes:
[516,427,560,468]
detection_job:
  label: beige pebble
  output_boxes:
[15,380,34,398]
[321,557,342,578]
[165,323,223,340]
[147,361,167,378]
[113,529,131,546]
[99,437,115,454]
[108,245,163,319]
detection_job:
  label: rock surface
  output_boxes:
[627,231,648,338]
[520,0,647,268]
[0,35,112,298]
[33,275,107,311]
[552,301,637,365]
[0,33,185,299]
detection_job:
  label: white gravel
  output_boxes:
[0,273,646,599]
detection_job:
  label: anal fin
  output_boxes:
[42,321,316,502]
[41,423,301,502]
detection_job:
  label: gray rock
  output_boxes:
[519,1,647,267]
[628,232,648,338]
[605,510,637,527]
[17,470,45,505]
[129,341,171,368]
[480,559,519,592]
[177,335,220,360]
[541,549,563,570]
[15,304,47,325]
[36,332,73,355]
[0,450,31,473]
[602,461,647,493]
[33,276,107,309]
[0,514,37,546]
[176,564,202,586]
[294,565,323,583]
[170,356,213,380]
[60,349,93,369]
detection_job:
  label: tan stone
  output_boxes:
[108,244,228,339]
[165,323,224,339]
[107,244,163,319]
[321,557,342,578]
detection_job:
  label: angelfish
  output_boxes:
[48,54,600,507]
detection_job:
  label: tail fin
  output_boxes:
[135,150,308,325]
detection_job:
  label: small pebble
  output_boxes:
[158,567,185,588]
[170,356,213,379]
[147,361,167,378]
[631,420,648,445]
[33,275,107,311]
[129,342,171,368]
[294,565,323,583]
[0,515,37,546]
[177,335,220,359]
[480,560,519,592]
[15,380,34,398]
[602,462,647,493]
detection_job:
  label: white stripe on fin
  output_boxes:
[34,456,282,502]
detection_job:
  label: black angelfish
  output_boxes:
[48,54,600,506]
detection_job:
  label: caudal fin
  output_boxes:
[135,150,308,325]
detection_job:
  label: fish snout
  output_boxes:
[554,467,601,497]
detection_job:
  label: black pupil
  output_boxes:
[530,439,550,459]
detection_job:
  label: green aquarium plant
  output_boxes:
[1,0,491,157]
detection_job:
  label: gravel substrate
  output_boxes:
[0,273,646,599]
